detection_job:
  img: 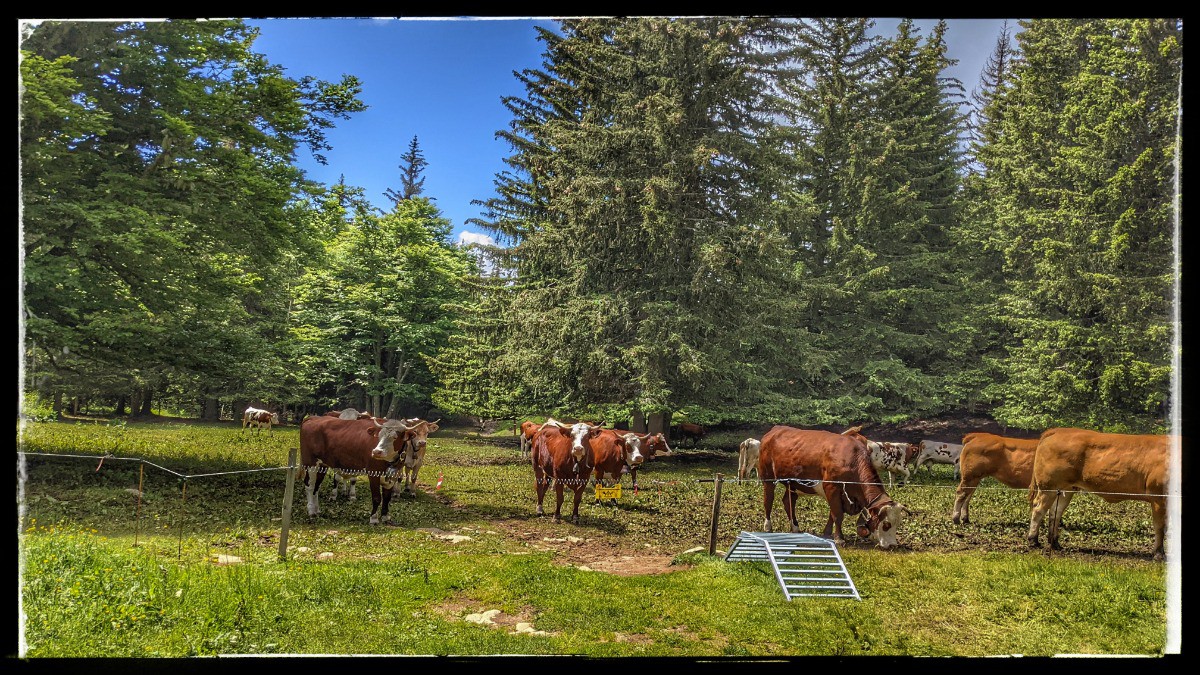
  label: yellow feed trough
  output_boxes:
[595,484,621,500]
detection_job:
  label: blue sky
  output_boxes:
[246,17,1019,249]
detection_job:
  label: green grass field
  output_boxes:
[16,418,1172,657]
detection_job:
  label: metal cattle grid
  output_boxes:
[724,531,861,601]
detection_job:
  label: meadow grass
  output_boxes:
[16,418,1170,657]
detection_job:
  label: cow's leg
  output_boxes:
[552,480,565,523]
[408,465,421,493]
[821,484,845,545]
[783,482,800,533]
[380,477,395,524]
[762,479,776,532]
[1027,488,1057,549]
[306,466,326,517]
[534,467,548,515]
[1047,491,1074,551]
[953,476,982,525]
[570,480,584,524]
[1150,498,1166,561]
[898,465,910,487]
[368,478,383,525]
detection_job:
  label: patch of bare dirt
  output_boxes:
[484,517,691,577]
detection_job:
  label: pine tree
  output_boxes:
[980,19,1181,432]
[384,135,429,206]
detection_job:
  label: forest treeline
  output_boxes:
[19,18,1181,434]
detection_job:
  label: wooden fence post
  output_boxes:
[708,473,724,556]
[279,447,297,562]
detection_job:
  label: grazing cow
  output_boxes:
[298,415,416,525]
[1027,428,1169,560]
[737,438,761,480]
[392,417,441,496]
[241,407,280,435]
[914,440,964,479]
[758,425,910,548]
[676,422,706,446]
[531,421,602,523]
[952,432,1040,525]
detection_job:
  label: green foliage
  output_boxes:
[973,19,1179,433]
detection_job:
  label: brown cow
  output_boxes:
[1027,427,1170,560]
[626,432,671,491]
[952,432,1040,525]
[758,425,910,548]
[531,421,602,523]
[518,420,545,458]
[676,422,706,446]
[299,415,416,525]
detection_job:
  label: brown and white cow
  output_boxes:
[531,421,602,523]
[1027,427,1170,560]
[759,425,910,548]
[587,429,648,492]
[737,438,761,480]
[626,432,671,491]
[242,407,280,435]
[319,409,386,500]
[840,427,914,489]
[914,440,964,479]
[392,417,441,496]
[952,432,1040,525]
[299,415,416,525]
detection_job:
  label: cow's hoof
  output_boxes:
[833,538,846,547]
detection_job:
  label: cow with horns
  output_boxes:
[298,415,418,525]
[758,425,911,549]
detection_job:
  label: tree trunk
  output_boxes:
[115,395,127,416]
[632,409,647,434]
[384,356,412,420]
[648,412,666,436]
[139,386,153,416]
[53,392,63,415]
[71,397,79,416]
[202,397,220,421]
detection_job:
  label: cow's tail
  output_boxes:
[1027,478,1039,505]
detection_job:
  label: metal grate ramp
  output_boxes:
[724,531,861,601]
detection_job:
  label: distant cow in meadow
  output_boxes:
[914,440,964,479]
[737,438,761,480]
[675,422,706,447]
[242,407,280,435]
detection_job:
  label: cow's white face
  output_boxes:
[620,434,646,467]
[858,504,905,550]
[569,423,593,461]
[271,413,280,425]
[370,422,409,461]
[401,419,440,466]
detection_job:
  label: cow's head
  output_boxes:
[271,412,280,425]
[401,418,441,465]
[641,433,672,458]
[856,502,911,550]
[619,433,647,468]
[568,422,602,462]
[368,419,413,462]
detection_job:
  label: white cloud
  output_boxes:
[457,231,496,248]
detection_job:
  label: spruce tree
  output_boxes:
[384,134,429,206]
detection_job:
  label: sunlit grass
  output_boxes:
[17,419,1170,657]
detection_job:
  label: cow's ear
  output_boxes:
[428,423,440,433]
[856,525,872,539]
[367,427,379,437]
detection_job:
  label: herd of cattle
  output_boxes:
[243,406,1171,562]
[737,425,1170,560]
